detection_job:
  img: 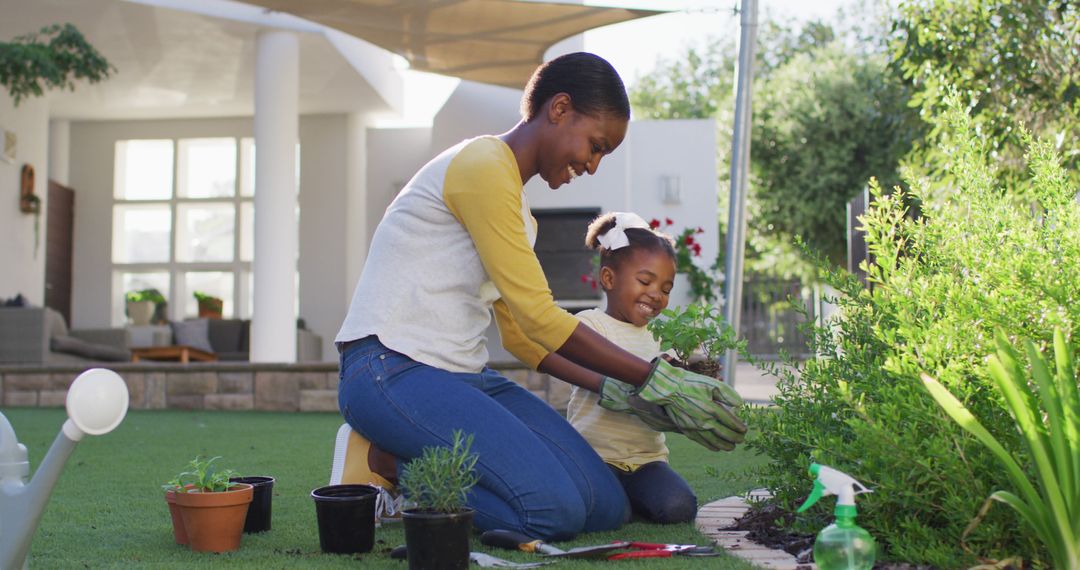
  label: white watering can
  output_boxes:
[0,368,129,569]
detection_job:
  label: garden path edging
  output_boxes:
[696,489,812,569]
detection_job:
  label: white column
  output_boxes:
[251,30,299,362]
[344,113,369,303]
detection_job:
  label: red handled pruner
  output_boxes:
[607,541,720,560]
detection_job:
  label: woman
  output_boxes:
[336,52,738,541]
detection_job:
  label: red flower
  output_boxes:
[665,217,674,226]
[580,274,589,283]
[684,235,695,246]
[649,218,661,230]
[696,227,705,234]
[691,243,702,256]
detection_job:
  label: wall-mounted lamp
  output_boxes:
[660,175,681,205]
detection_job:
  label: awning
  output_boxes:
[240,0,666,89]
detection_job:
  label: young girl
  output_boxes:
[564,211,698,524]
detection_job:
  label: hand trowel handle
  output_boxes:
[480,529,563,556]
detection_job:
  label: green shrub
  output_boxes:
[400,430,479,514]
[748,94,1080,567]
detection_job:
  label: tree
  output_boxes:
[891,0,1080,188]
[629,13,920,278]
[750,45,922,271]
[0,23,114,106]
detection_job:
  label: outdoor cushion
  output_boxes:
[50,335,130,362]
[44,306,68,338]
[207,319,247,353]
[169,319,215,353]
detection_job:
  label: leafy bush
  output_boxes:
[748,94,1080,567]
[400,431,479,514]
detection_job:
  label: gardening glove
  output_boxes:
[599,378,738,452]
[599,377,679,432]
[638,358,748,451]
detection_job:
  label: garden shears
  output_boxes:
[606,541,720,560]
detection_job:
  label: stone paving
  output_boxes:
[695,489,812,569]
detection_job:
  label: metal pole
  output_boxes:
[722,0,758,387]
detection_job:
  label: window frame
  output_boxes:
[111,137,254,325]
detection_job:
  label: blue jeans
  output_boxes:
[609,461,697,524]
[338,336,629,541]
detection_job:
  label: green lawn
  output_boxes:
[6,408,766,569]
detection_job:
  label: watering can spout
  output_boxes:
[0,369,129,569]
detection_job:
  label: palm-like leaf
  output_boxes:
[920,328,1079,569]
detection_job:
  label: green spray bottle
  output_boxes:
[797,463,876,570]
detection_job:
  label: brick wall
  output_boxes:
[0,361,567,413]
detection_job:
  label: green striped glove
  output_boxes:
[599,376,743,452]
[599,377,679,432]
[638,358,748,451]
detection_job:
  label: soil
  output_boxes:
[723,501,938,570]
[668,357,721,379]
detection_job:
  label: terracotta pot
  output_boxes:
[164,489,188,545]
[176,483,253,553]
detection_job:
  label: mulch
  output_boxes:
[725,500,938,570]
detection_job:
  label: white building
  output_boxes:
[0,0,717,364]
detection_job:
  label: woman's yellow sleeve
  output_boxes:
[443,140,578,353]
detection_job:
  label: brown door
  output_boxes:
[45,180,75,325]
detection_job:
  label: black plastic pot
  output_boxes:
[402,508,475,570]
[231,476,275,533]
[311,484,379,554]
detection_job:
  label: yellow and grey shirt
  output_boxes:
[566,309,669,468]
[336,136,578,373]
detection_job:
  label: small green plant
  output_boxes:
[400,431,479,513]
[163,456,238,493]
[921,329,1080,570]
[193,291,223,316]
[192,291,221,304]
[125,288,166,304]
[647,302,744,365]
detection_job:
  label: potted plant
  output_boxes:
[165,455,253,553]
[193,291,223,319]
[647,301,745,378]
[400,430,480,570]
[125,289,165,326]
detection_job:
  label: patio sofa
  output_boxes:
[173,318,323,362]
[0,306,131,364]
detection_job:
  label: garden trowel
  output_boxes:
[480,529,631,558]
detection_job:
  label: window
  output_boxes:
[111,137,290,325]
[532,208,601,311]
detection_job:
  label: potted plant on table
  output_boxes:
[125,289,165,326]
[400,430,480,570]
[193,291,223,319]
[647,301,746,379]
[164,455,252,553]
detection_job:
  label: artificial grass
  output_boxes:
[5,408,765,569]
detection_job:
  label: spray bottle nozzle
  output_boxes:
[796,463,872,515]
